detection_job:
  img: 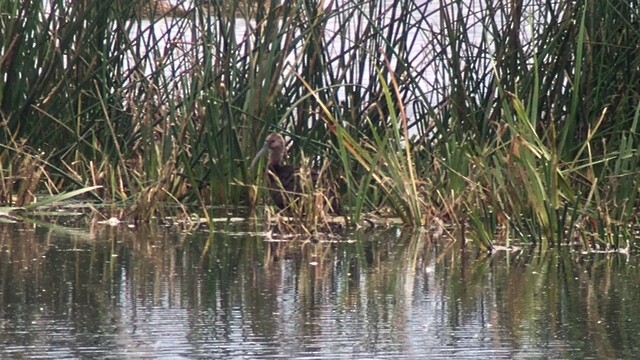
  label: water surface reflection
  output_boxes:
[0,222,638,358]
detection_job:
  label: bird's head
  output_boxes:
[265,133,286,153]
[251,133,287,170]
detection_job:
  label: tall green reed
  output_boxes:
[1,0,640,252]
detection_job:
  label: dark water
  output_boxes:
[1,221,639,359]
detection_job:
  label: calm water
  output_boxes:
[1,221,639,359]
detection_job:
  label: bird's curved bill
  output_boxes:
[250,143,269,171]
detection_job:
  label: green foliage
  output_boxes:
[1,0,640,251]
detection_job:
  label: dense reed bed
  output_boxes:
[1,0,639,250]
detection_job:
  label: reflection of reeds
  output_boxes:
[0,223,48,279]
[2,220,635,356]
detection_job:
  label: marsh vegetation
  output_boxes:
[1,0,640,251]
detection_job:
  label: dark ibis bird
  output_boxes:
[251,133,339,214]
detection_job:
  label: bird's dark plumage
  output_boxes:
[251,133,339,213]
